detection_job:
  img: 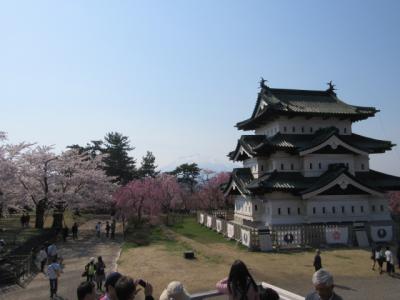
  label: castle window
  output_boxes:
[322,207,326,214]
[361,164,365,170]
[255,205,258,211]
[280,163,284,170]
[344,127,347,134]
[372,205,376,212]
[313,207,316,214]
[360,206,364,213]
[332,207,336,214]
[318,163,322,169]
[351,206,354,213]
[284,126,287,133]
[301,126,305,133]
[380,205,384,212]
[341,206,345,213]
[310,163,313,169]
[346,163,349,167]
[297,207,301,214]
[290,163,294,170]
[261,165,264,171]
[278,208,281,215]
[292,126,296,133]
[287,207,291,215]
[310,127,313,133]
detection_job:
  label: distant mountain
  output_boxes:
[160,153,240,173]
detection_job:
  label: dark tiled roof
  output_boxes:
[224,168,254,195]
[228,127,393,161]
[237,87,378,130]
[225,167,400,196]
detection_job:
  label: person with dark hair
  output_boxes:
[77,281,96,300]
[259,286,279,300]
[106,221,111,238]
[72,222,79,240]
[377,246,385,274]
[216,259,259,300]
[62,226,69,242]
[85,257,96,282]
[313,249,322,271]
[38,246,48,272]
[115,276,154,300]
[47,257,61,299]
[99,272,122,300]
[385,246,394,275]
[95,256,106,291]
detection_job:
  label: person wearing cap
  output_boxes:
[313,249,322,271]
[99,272,122,300]
[114,275,154,300]
[159,281,190,300]
[305,269,342,300]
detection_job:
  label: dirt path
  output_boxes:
[1,219,122,300]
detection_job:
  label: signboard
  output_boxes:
[355,230,369,247]
[227,223,235,238]
[241,229,251,247]
[216,220,222,232]
[325,226,348,244]
[206,216,212,228]
[258,233,273,251]
[371,225,393,242]
[199,213,204,224]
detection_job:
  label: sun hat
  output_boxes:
[159,281,190,300]
[90,257,96,263]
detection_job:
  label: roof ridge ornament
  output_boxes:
[259,77,269,89]
[326,80,337,95]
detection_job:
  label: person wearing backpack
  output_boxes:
[95,256,106,291]
[85,257,96,282]
[216,260,259,300]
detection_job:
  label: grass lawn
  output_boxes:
[118,216,399,300]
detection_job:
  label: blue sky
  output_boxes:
[1,1,400,174]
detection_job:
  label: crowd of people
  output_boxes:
[371,244,400,276]
[74,259,342,300]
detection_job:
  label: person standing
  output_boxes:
[371,245,377,270]
[313,249,322,271]
[95,256,106,291]
[377,246,385,274]
[85,257,96,282]
[385,247,394,275]
[110,220,116,239]
[47,257,61,299]
[397,244,400,270]
[95,222,101,238]
[62,226,69,242]
[38,246,48,272]
[72,222,79,240]
[106,221,111,238]
[305,269,343,300]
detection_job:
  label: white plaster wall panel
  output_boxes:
[354,155,370,172]
[241,229,251,247]
[206,216,212,228]
[227,223,235,238]
[302,154,355,177]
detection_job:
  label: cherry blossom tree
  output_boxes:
[195,172,232,211]
[388,191,400,215]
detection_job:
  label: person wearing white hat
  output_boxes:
[305,269,343,300]
[159,281,190,300]
[84,257,96,282]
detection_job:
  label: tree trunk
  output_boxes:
[35,199,47,229]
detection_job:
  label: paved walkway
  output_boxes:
[1,219,122,300]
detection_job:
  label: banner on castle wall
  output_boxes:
[276,229,301,245]
[199,213,204,224]
[206,216,212,228]
[227,223,235,238]
[241,229,251,247]
[216,220,222,232]
[325,227,348,244]
[371,226,393,242]
[258,233,273,251]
